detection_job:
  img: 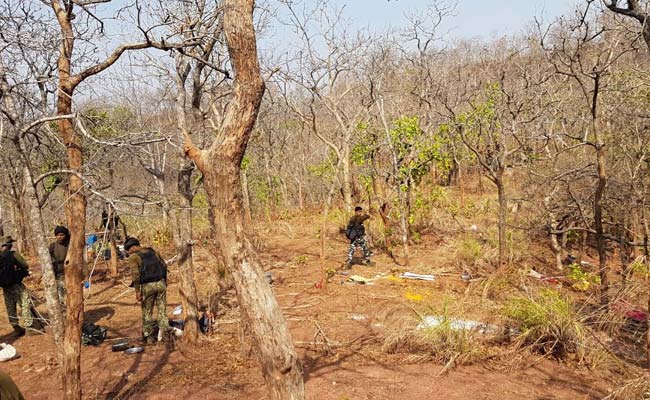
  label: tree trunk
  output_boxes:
[341,152,353,213]
[321,164,341,260]
[109,235,119,277]
[52,5,85,397]
[241,169,252,223]
[496,177,507,268]
[173,163,199,342]
[203,157,304,399]
[22,167,65,358]
[594,144,609,305]
[183,1,304,397]
[11,194,31,255]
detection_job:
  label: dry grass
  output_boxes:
[604,375,650,400]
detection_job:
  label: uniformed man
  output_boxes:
[345,206,375,268]
[0,237,34,336]
[48,226,69,307]
[124,237,169,344]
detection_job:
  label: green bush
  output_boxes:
[504,289,586,360]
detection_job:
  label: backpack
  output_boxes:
[345,223,362,241]
[81,323,107,346]
[0,252,20,287]
[137,248,166,284]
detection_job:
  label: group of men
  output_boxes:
[0,229,169,345]
[1,205,374,342]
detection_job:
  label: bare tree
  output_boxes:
[603,0,650,50]
[183,0,304,398]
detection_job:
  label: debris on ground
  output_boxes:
[526,269,561,286]
[399,272,435,282]
[349,314,367,321]
[348,275,373,284]
[0,343,18,362]
[416,316,501,335]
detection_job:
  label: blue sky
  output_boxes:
[333,0,580,39]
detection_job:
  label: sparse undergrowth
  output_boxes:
[504,288,588,361]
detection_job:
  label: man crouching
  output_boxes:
[124,237,169,344]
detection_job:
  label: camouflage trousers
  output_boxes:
[2,283,33,329]
[55,275,66,308]
[140,280,169,338]
[348,236,371,261]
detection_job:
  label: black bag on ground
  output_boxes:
[0,252,20,287]
[81,323,107,346]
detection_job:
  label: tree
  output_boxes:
[182,0,304,398]
[603,0,650,50]
[46,1,193,397]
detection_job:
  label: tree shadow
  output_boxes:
[84,306,115,325]
[105,343,172,399]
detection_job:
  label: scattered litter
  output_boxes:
[171,327,183,338]
[527,269,544,279]
[124,346,144,354]
[0,343,18,362]
[348,275,372,284]
[172,305,183,316]
[399,272,435,282]
[265,272,274,284]
[461,272,471,281]
[416,316,500,335]
[111,339,130,352]
[612,300,649,322]
[470,224,478,232]
[527,269,561,287]
[349,314,367,321]
[338,271,350,276]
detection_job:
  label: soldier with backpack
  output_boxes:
[345,206,375,268]
[124,237,169,344]
[0,237,34,337]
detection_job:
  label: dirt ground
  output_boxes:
[0,216,615,399]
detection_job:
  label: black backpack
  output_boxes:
[137,248,166,284]
[82,323,107,346]
[0,252,20,287]
[345,223,362,241]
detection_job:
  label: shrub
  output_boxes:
[382,302,482,366]
[504,289,586,361]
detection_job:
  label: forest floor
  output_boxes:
[0,213,628,399]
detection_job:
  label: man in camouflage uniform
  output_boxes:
[345,206,375,268]
[0,237,34,336]
[125,237,169,344]
[49,226,69,307]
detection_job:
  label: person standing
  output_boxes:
[48,226,69,307]
[345,206,375,268]
[125,237,169,344]
[0,237,34,336]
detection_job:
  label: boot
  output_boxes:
[11,326,25,337]
[364,259,375,267]
[344,260,353,269]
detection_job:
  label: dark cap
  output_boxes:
[123,237,140,251]
[54,226,70,236]
[354,206,363,212]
